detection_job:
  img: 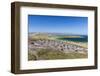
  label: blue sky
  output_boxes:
[28,15,88,35]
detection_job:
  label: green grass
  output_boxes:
[28,48,87,61]
[28,52,37,60]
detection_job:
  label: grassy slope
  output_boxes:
[28,33,88,61]
[28,49,87,61]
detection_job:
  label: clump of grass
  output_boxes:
[38,49,87,60]
[28,48,88,61]
[28,52,37,61]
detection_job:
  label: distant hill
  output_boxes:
[29,32,87,36]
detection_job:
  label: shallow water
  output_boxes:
[58,35,88,42]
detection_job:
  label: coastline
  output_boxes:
[28,33,88,60]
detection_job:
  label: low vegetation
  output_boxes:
[28,48,87,61]
[28,33,88,61]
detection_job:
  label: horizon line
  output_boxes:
[28,32,88,35]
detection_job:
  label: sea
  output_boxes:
[58,35,88,42]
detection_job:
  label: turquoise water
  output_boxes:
[58,35,88,42]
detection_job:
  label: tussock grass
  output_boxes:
[28,52,37,60]
[28,48,87,61]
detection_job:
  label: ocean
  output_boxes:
[58,35,88,42]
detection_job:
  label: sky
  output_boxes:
[28,15,88,35]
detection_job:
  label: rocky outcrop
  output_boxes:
[29,39,87,53]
